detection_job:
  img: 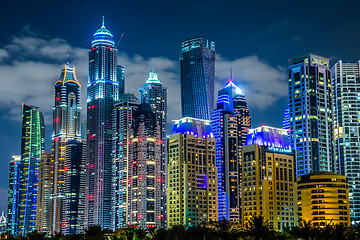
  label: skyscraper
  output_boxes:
[64,139,85,234]
[167,117,218,227]
[86,18,119,230]
[288,54,333,176]
[241,126,297,231]
[117,65,125,98]
[180,37,215,120]
[52,64,81,233]
[138,71,167,226]
[212,79,251,221]
[331,60,360,222]
[112,93,139,228]
[128,103,162,228]
[36,153,52,233]
[6,155,21,235]
[18,104,45,236]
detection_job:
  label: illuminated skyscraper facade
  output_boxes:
[168,117,218,228]
[331,60,360,222]
[117,65,125,98]
[52,64,81,233]
[6,155,21,235]
[212,80,251,221]
[36,153,52,233]
[241,126,297,231]
[288,54,333,176]
[86,18,119,230]
[180,37,215,120]
[64,139,85,234]
[112,93,139,228]
[139,71,167,226]
[18,104,45,236]
[128,103,162,228]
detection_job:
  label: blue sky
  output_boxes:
[0,0,360,212]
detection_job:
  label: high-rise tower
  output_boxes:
[167,117,218,227]
[180,37,215,120]
[18,104,45,236]
[212,79,251,221]
[52,64,81,233]
[86,17,119,230]
[138,71,167,226]
[331,60,360,222]
[288,54,333,176]
[6,155,21,236]
[128,103,162,228]
[36,153,52,233]
[112,93,139,228]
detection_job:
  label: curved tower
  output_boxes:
[52,64,81,233]
[86,17,119,230]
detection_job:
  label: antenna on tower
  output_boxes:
[152,61,154,73]
[230,68,233,81]
[116,33,124,49]
[66,54,70,66]
[102,16,105,27]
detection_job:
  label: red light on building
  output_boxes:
[128,141,131,144]
[157,140,162,144]
[56,97,60,101]
[55,118,60,122]
[127,179,131,183]
[89,164,94,168]
[138,177,142,181]
[64,167,69,171]
[157,215,162,219]
[157,178,162,182]
[132,161,137,165]
[138,214,142,219]
[62,223,67,227]
[88,195,94,199]
[107,46,111,49]
[55,137,59,142]
[91,47,96,51]
[139,138,142,142]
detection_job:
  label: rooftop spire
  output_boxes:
[230,68,233,82]
[102,16,105,28]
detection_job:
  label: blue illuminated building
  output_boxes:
[245,126,292,151]
[212,79,251,222]
[6,155,21,236]
[180,37,215,120]
[86,17,120,230]
[288,54,333,176]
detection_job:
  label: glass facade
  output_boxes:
[18,104,45,236]
[6,155,21,235]
[86,18,119,230]
[138,71,167,227]
[180,37,215,120]
[288,54,333,176]
[331,60,360,223]
[52,64,81,233]
[212,80,251,221]
[112,93,139,228]
[128,103,162,228]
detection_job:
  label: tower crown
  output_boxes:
[91,16,115,47]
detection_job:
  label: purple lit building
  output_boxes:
[167,117,218,227]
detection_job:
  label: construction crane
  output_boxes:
[116,33,124,49]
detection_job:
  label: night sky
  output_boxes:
[0,0,360,212]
